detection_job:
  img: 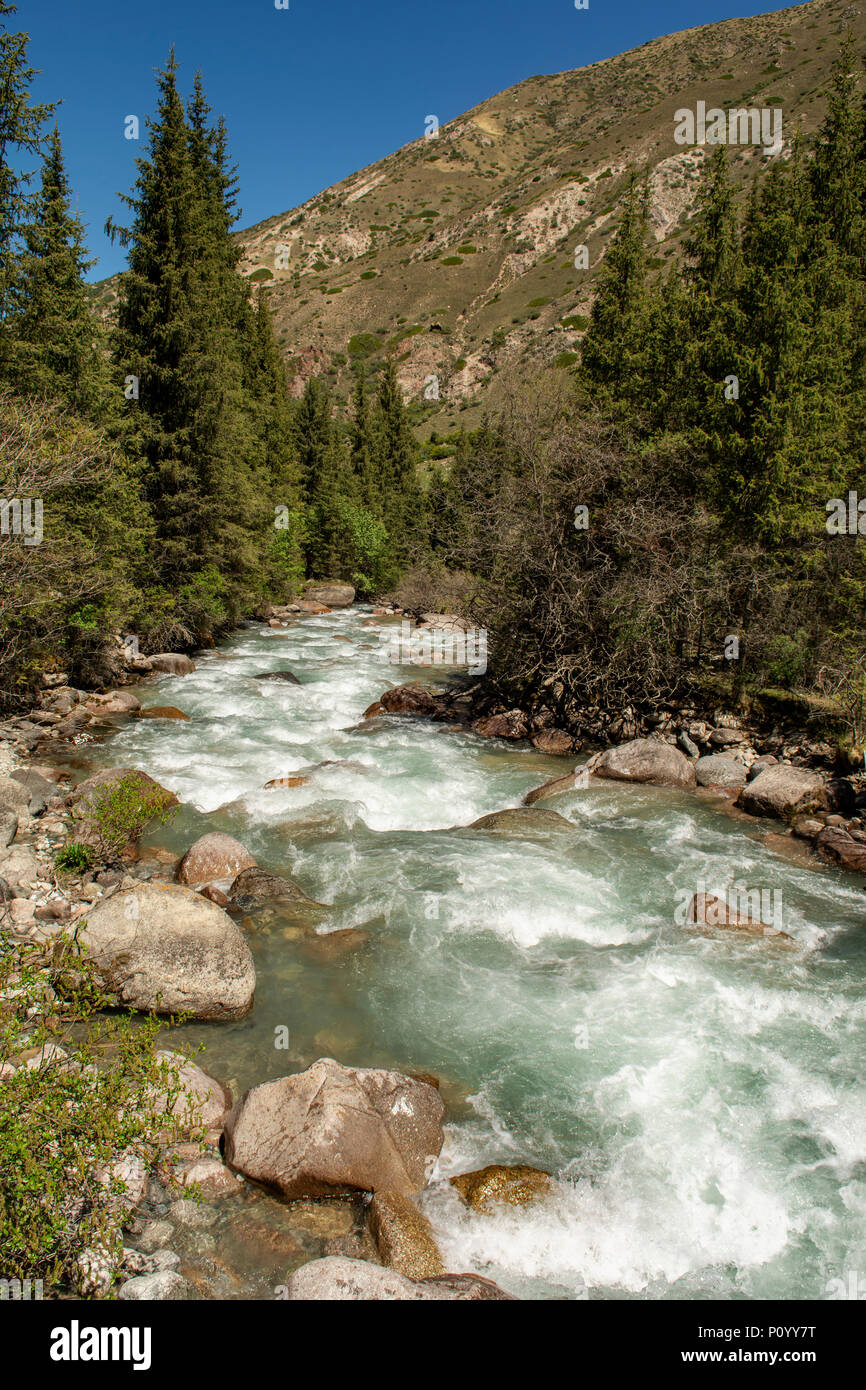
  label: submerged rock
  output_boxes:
[228,865,311,907]
[80,881,256,1020]
[467,807,573,832]
[450,1164,553,1211]
[176,832,257,888]
[224,1058,445,1200]
[284,1256,515,1301]
[685,892,792,942]
[255,671,302,685]
[591,739,696,789]
[139,706,190,721]
[523,769,586,805]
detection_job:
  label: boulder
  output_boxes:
[814,826,866,874]
[228,866,311,908]
[0,811,17,848]
[379,684,437,717]
[530,729,575,756]
[284,1256,514,1301]
[264,775,310,789]
[0,775,30,813]
[295,600,331,615]
[177,1157,242,1199]
[304,582,356,608]
[523,769,585,805]
[223,1058,445,1200]
[791,817,824,840]
[80,881,256,1020]
[118,1272,193,1301]
[467,807,572,833]
[148,653,195,675]
[471,710,529,740]
[152,1050,233,1132]
[139,706,190,721]
[176,833,257,887]
[0,843,41,888]
[695,754,747,790]
[592,739,696,789]
[737,765,829,820]
[450,1164,553,1211]
[255,671,302,685]
[685,892,792,941]
[366,1192,445,1278]
[86,691,141,715]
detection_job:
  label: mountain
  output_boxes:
[94,0,866,441]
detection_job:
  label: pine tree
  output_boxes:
[10,127,108,415]
[580,169,650,398]
[374,357,423,550]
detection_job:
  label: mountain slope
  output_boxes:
[95,0,866,438]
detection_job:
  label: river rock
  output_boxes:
[223,1058,445,1200]
[736,765,829,820]
[80,882,256,1020]
[86,691,141,715]
[0,775,30,813]
[366,1192,445,1278]
[139,706,190,721]
[118,1271,194,1301]
[450,1164,553,1211]
[686,892,792,941]
[177,833,257,887]
[178,1157,242,1199]
[531,729,574,756]
[264,775,309,789]
[814,826,866,874]
[0,843,41,888]
[592,739,696,788]
[467,807,572,832]
[284,1256,514,1301]
[792,817,824,840]
[695,754,747,790]
[152,1050,233,1132]
[255,671,302,685]
[472,710,529,740]
[0,811,17,848]
[149,654,195,675]
[228,866,311,907]
[380,683,437,716]
[304,582,355,608]
[523,769,586,805]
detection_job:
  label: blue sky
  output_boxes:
[17,0,788,280]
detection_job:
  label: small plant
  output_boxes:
[82,775,178,865]
[55,842,95,875]
[441,256,464,266]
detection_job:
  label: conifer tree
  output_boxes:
[580,170,650,398]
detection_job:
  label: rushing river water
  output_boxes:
[80,607,866,1301]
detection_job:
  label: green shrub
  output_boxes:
[561,314,589,330]
[55,843,95,875]
[441,256,464,266]
[348,333,381,359]
[0,934,201,1292]
[249,268,273,283]
[457,244,477,254]
[86,775,178,864]
[529,297,551,308]
[359,271,377,280]
[553,351,579,368]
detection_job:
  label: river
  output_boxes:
[77,607,866,1301]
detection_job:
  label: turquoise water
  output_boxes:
[84,609,866,1300]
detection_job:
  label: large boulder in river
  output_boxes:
[284,1256,515,1301]
[85,691,141,715]
[80,882,255,1020]
[255,671,301,686]
[366,1192,445,1278]
[736,764,829,820]
[380,684,437,717]
[524,769,586,805]
[177,833,257,887]
[149,653,195,675]
[814,826,866,874]
[451,1164,552,1211]
[151,1050,233,1133]
[591,739,696,789]
[472,710,529,740]
[695,754,747,790]
[223,1058,445,1200]
[304,582,355,608]
[228,866,311,907]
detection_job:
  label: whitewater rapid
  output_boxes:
[85,608,866,1300]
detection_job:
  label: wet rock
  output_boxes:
[814,826,866,874]
[695,754,747,790]
[149,654,195,675]
[367,1191,445,1278]
[137,1220,174,1254]
[224,1058,445,1200]
[200,884,230,908]
[471,710,529,740]
[285,1201,356,1238]
[176,832,257,888]
[379,684,437,717]
[284,1256,515,1301]
[685,892,792,941]
[139,706,190,721]
[363,701,385,719]
[264,775,310,789]
[792,817,824,840]
[80,882,256,1020]
[591,739,696,789]
[255,671,302,685]
[299,928,370,962]
[295,600,331,614]
[737,765,829,820]
[228,865,313,908]
[304,582,355,608]
[178,1158,242,1199]
[118,1271,194,1301]
[450,1164,553,1211]
[530,729,575,756]
[467,807,573,833]
[523,769,585,805]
